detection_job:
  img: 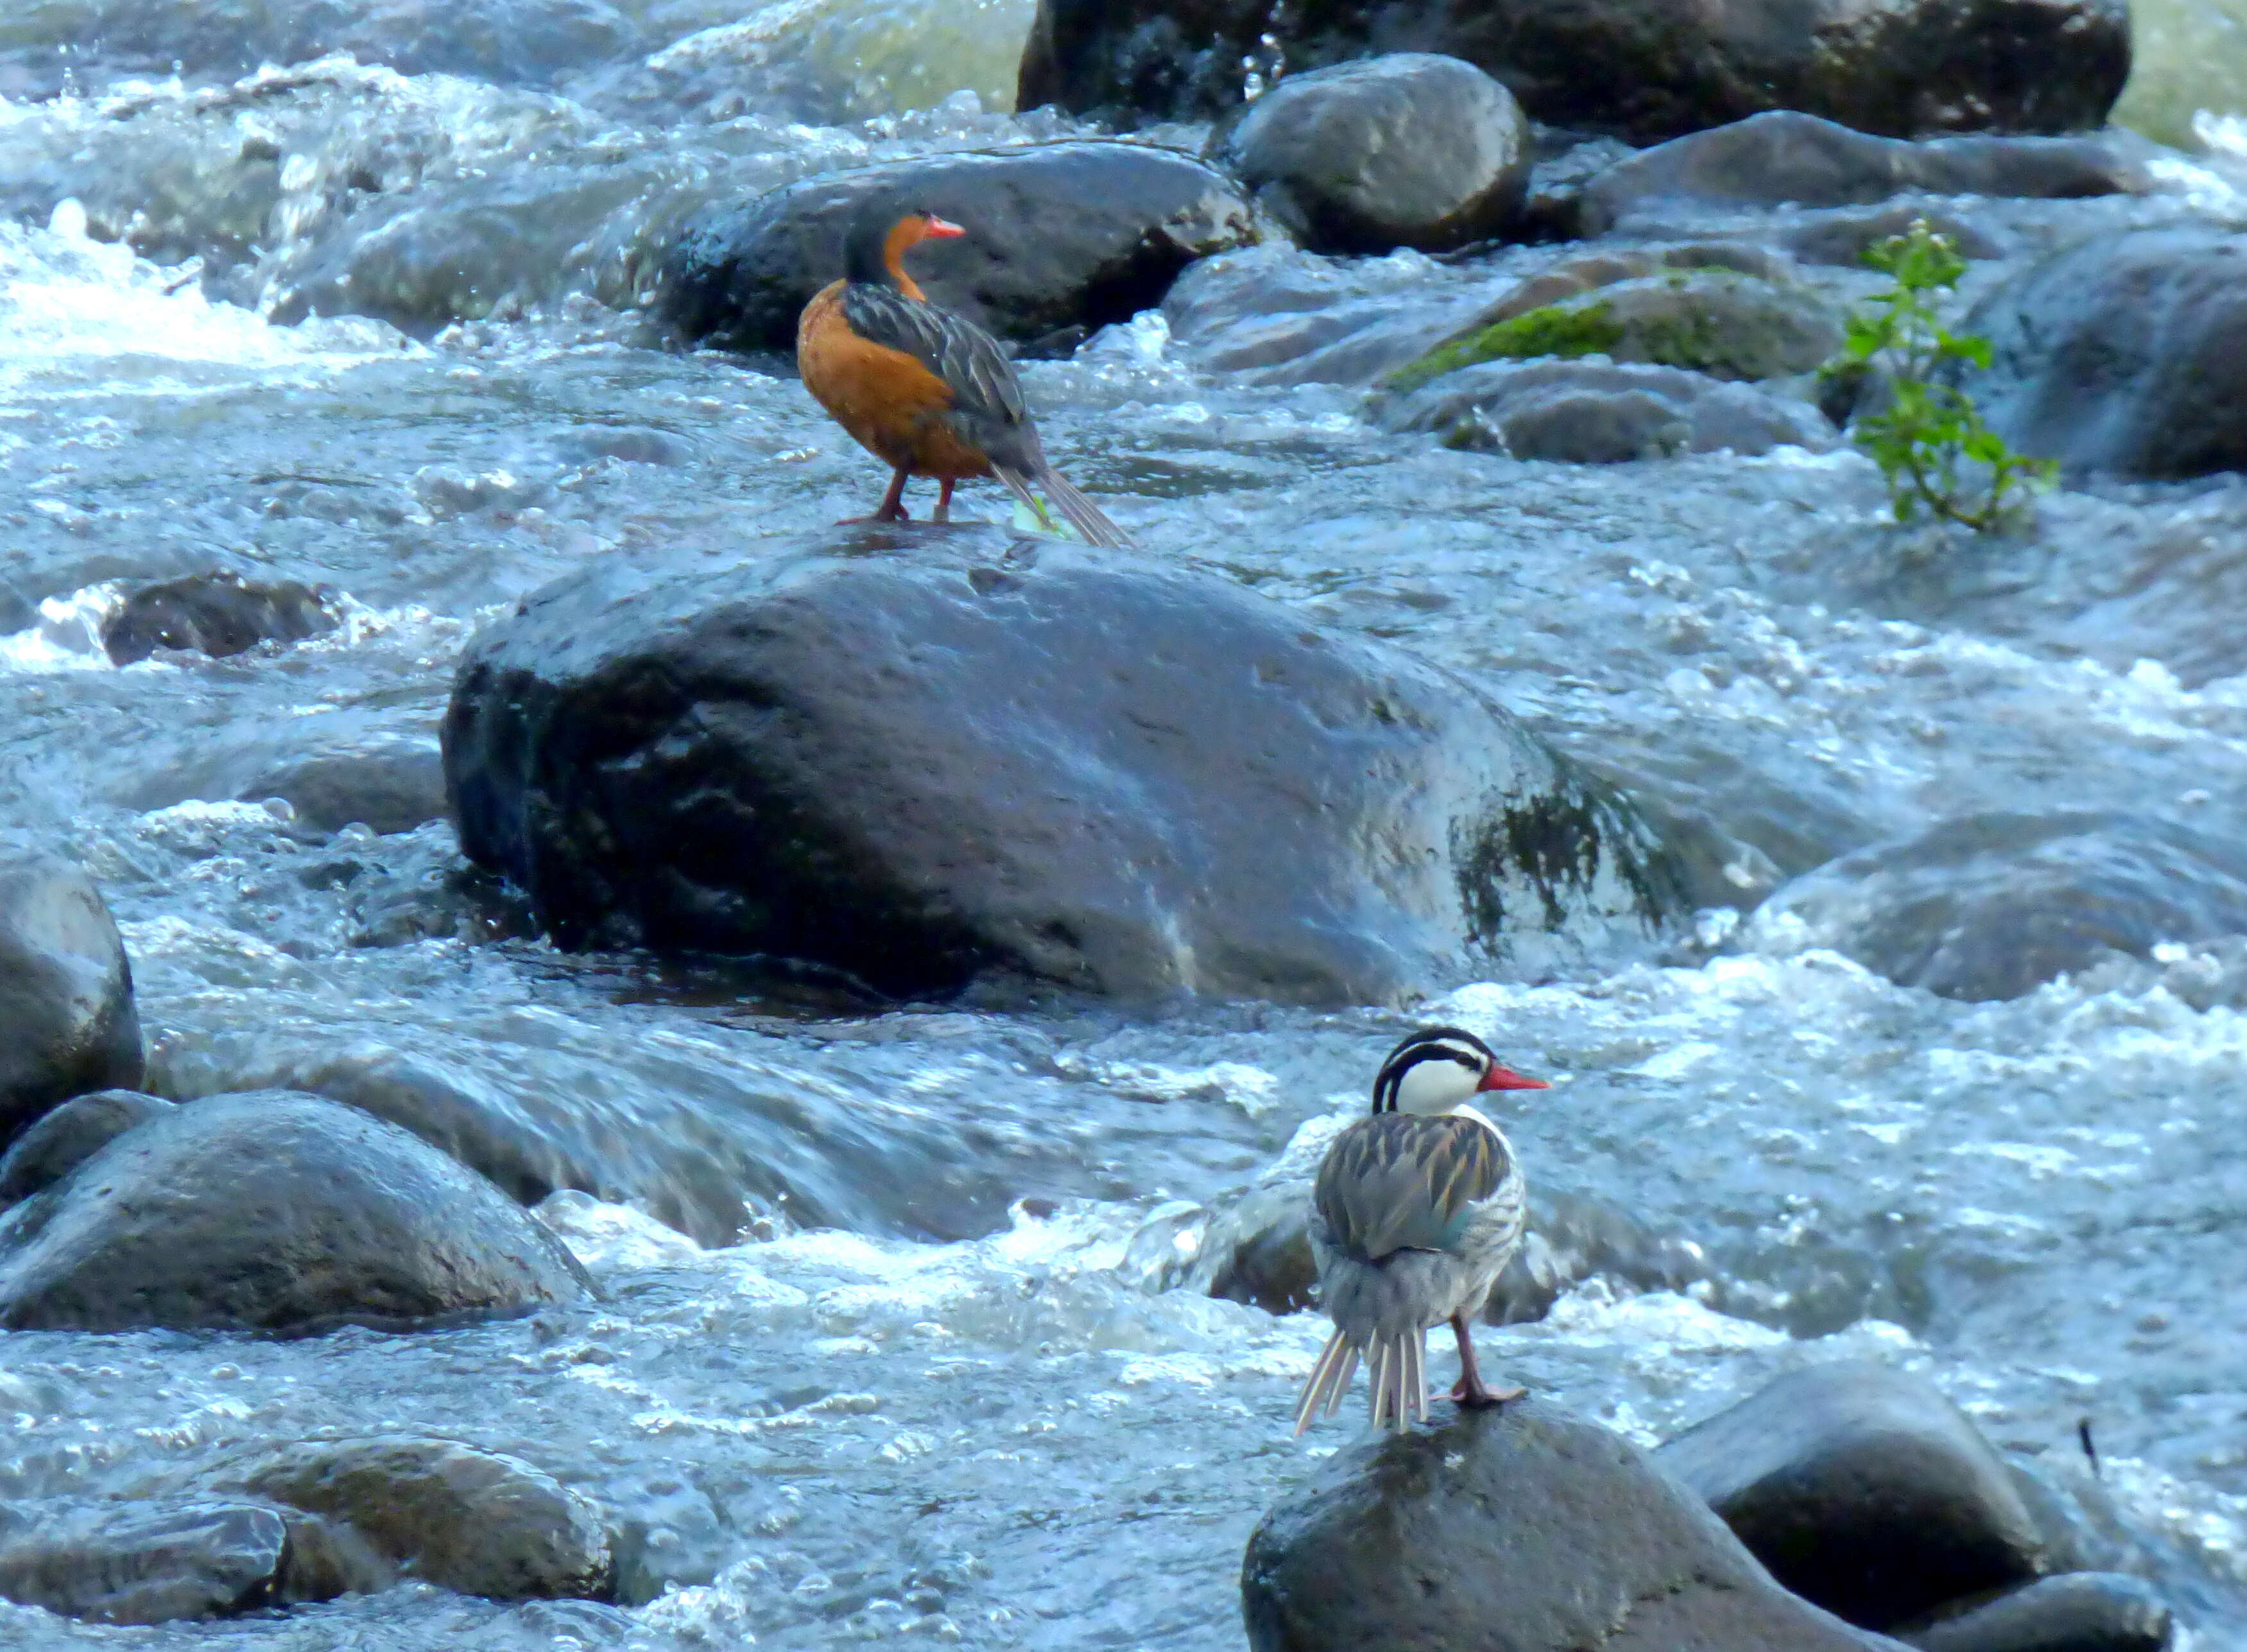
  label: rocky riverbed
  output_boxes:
[3,0,2247,1647]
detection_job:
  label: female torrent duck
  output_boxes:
[1294,1026,1548,1433]
[796,202,1134,547]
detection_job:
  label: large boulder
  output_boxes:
[1018,0,2130,143]
[1213,54,1531,254]
[443,528,1687,1005]
[0,1090,594,1332]
[1738,811,2247,1001]
[0,851,144,1145]
[1961,228,2247,481]
[1242,1398,1899,1651]
[1655,1362,2053,1631]
[1580,111,2149,235]
[656,142,1259,357]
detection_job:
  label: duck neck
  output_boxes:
[845,218,927,301]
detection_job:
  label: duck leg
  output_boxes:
[933,478,956,522]
[1449,1310,1525,1408]
[841,467,912,524]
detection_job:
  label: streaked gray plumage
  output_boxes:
[1293,1027,1540,1433]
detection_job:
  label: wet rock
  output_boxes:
[118,716,448,836]
[1780,205,2006,270]
[1214,55,1530,254]
[1581,112,2149,234]
[445,526,1687,1006]
[1387,265,1841,394]
[0,851,144,1145]
[0,1088,173,1205]
[0,1090,594,1332]
[232,1437,611,1601]
[0,1501,286,1624]
[1901,1573,2173,1652]
[1962,227,2247,480]
[1243,1398,1896,1651]
[101,571,337,666]
[1378,359,1836,463]
[657,142,1259,357]
[1656,1362,2050,1631]
[1019,0,2130,143]
[1739,811,2247,1002]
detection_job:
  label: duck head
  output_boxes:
[1372,1025,1548,1117]
[845,203,967,289]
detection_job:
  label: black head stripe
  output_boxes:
[1371,1026,1497,1112]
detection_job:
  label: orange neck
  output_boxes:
[881,218,929,300]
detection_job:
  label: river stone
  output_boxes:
[1738,811,2247,1002]
[1901,1573,2173,1652]
[0,851,144,1145]
[0,1090,594,1332]
[1243,1398,1899,1651]
[657,141,1259,357]
[0,1501,286,1624]
[1961,227,2247,480]
[443,526,1686,1004]
[1655,1362,2049,1631]
[1580,111,2149,234]
[235,1437,612,1601]
[1213,54,1530,254]
[1379,359,1836,463]
[1018,0,2129,142]
[0,1088,174,1206]
[101,571,337,666]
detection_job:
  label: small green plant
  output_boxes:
[1826,219,2054,532]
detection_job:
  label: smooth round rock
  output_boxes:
[0,1090,594,1332]
[1902,1573,2173,1652]
[0,1089,174,1206]
[1216,55,1530,254]
[101,571,336,666]
[0,851,144,1146]
[0,1501,286,1625]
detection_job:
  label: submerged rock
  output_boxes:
[1656,1362,2051,1630]
[657,142,1259,356]
[1963,227,2247,480]
[0,1501,286,1624]
[118,716,449,837]
[445,528,1688,1005]
[101,571,337,666]
[1581,111,2149,234]
[1242,1398,1896,1651]
[234,1437,612,1601]
[1019,0,2130,142]
[1901,1573,2173,1652]
[1379,358,1835,463]
[0,1090,594,1332]
[0,1089,173,1205]
[1214,55,1531,254]
[1740,811,2247,1001]
[0,851,144,1145]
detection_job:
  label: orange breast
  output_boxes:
[796,280,995,481]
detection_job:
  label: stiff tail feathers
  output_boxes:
[1292,1329,1427,1436]
[994,461,1135,550]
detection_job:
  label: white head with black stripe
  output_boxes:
[1372,1025,1549,1120]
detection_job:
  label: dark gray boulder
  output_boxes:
[657,141,1259,357]
[1379,359,1836,463]
[1739,811,2247,1001]
[1580,111,2149,234]
[1019,0,2130,143]
[1962,228,2247,480]
[1243,1398,1899,1651]
[1214,54,1530,254]
[231,1436,612,1601]
[1902,1573,2173,1652]
[0,851,144,1145]
[101,571,336,666]
[0,1501,286,1624]
[1655,1362,2051,1631]
[0,1088,174,1205]
[0,1090,594,1332]
[443,528,1687,1005]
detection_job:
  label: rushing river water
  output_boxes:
[5,1,2247,1648]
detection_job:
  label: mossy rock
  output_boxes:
[1386,270,1841,393]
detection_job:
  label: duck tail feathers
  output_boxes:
[1368,1330,1428,1432]
[994,461,1136,549]
[1293,1329,1356,1436]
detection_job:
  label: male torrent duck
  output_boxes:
[796,202,1134,547]
[1293,1026,1548,1433]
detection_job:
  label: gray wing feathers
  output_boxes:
[1314,1115,1510,1262]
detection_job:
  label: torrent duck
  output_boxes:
[796,203,1134,547]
